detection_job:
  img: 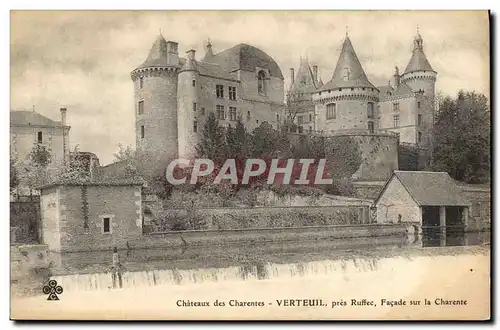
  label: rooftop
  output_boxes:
[202,43,284,80]
[376,171,471,206]
[10,110,66,127]
[319,36,376,92]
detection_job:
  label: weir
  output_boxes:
[51,258,381,293]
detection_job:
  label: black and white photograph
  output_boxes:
[9,10,491,320]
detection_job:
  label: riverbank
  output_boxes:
[11,245,490,320]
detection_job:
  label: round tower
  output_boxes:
[312,35,379,133]
[177,49,200,159]
[399,31,437,102]
[130,34,180,172]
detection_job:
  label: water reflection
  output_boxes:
[38,231,491,294]
[421,228,490,247]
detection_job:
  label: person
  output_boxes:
[111,246,123,289]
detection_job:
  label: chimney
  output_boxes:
[186,49,196,61]
[313,65,318,81]
[60,108,67,126]
[290,68,295,84]
[393,66,400,88]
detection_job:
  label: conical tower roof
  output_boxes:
[404,32,435,74]
[319,36,375,91]
[136,34,170,69]
[289,57,318,94]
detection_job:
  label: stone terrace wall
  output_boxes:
[155,205,371,232]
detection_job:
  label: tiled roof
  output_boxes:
[319,36,376,91]
[203,43,284,80]
[379,171,470,206]
[10,111,62,127]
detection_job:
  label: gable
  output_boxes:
[375,175,418,208]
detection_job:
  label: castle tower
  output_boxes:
[399,30,437,150]
[177,49,200,159]
[130,34,180,171]
[287,57,319,132]
[313,34,379,133]
[400,30,437,101]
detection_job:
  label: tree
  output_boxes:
[10,157,19,192]
[196,112,227,162]
[432,90,490,183]
[284,91,313,133]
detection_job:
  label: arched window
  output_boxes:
[258,71,266,94]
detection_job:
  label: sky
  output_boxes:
[10,11,490,165]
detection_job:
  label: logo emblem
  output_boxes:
[43,280,63,300]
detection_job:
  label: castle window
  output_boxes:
[138,100,144,115]
[418,114,422,126]
[298,126,303,133]
[193,102,197,112]
[139,77,144,89]
[367,102,374,119]
[417,101,421,108]
[309,114,312,122]
[247,111,251,121]
[229,86,237,100]
[326,103,336,119]
[418,132,422,143]
[393,115,400,128]
[216,85,224,98]
[37,131,43,144]
[201,107,205,115]
[141,126,145,139]
[298,116,304,125]
[393,102,400,112]
[192,80,196,87]
[368,121,374,133]
[229,107,237,121]
[276,114,280,122]
[257,70,266,95]
[100,214,114,234]
[103,217,111,234]
[193,120,198,133]
[309,126,312,133]
[216,105,225,120]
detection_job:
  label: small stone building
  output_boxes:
[373,171,471,229]
[39,180,144,252]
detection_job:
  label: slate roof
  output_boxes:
[11,111,62,127]
[375,171,470,206]
[136,34,171,69]
[404,33,435,74]
[203,43,284,80]
[379,83,414,101]
[319,36,376,92]
[289,57,319,94]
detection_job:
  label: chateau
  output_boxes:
[131,30,436,172]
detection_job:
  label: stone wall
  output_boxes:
[41,184,144,253]
[375,176,422,225]
[459,184,491,231]
[152,205,371,232]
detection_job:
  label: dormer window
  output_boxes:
[257,70,266,95]
[343,67,350,81]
